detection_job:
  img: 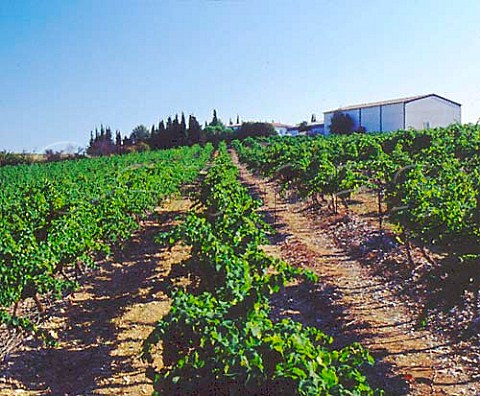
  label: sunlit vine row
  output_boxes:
[143,143,381,395]
[0,144,213,340]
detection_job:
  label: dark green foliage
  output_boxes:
[187,115,202,145]
[130,124,150,144]
[210,109,221,127]
[0,144,213,340]
[236,122,276,140]
[329,112,355,135]
[234,123,480,324]
[0,152,37,167]
[298,121,309,133]
[85,111,288,157]
[203,125,234,145]
[234,125,480,256]
[143,144,380,395]
[87,125,117,156]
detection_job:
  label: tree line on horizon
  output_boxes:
[86,110,276,156]
[0,111,277,166]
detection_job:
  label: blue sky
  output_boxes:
[1,0,479,152]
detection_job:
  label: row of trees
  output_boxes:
[87,111,276,156]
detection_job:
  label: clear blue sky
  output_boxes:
[1,0,479,152]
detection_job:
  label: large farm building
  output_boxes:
[324,93,461,135]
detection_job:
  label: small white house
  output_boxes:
[272,122,294,136]
[305,122,325,136]
[323,94,461,135]
[286,126,299,136]
[228,123,242,132]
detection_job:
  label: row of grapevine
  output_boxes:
[233,125,480,260]
[233,125,480,330]
[0,144,213,340]
[143,143,381,395]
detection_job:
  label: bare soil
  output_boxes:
[2,156,479,396]
[231,150,480,396]
[0,197,192,395]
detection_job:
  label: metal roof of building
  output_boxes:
[271,122,294,128]
[324,94,461,113]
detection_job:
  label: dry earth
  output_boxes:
[231,149,480,396]
[2,156,480,396]
[0,197,191,395]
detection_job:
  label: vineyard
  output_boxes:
[142,143,380,395]
[1,125,480,395]
[233,125,480,332]
[0,144,212,341]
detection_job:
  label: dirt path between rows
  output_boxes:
[0,197,191,396]
[231,150,480,396]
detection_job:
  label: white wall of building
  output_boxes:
[324,95,460,135]
[324,112,333,135]
[309,125,325,135]
[381,103,404,132]
[286,128,299,136]
[360,106,381,132]
[324,109,360,134]
[325,104,404,134]
[344,109,361,131]
[405,96,461,129]
[275,126,288,136]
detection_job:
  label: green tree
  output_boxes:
[115,130,122,153]
[298,121,309,133]
[130,125,150,144]
[329,112,355,135]
[87,125,116,156]
[150,120,165,149]
[188,115,202,145]
[237,122,276,140]
[165,117,174,148]
[210,109,222,127]
[180,112,188,145]
[172,114,181,147]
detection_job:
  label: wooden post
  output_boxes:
[377,187,383,231]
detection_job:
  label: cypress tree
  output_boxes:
[156,120,166,149]
[158,120,166,133]
[188,115,202,145]
[180,112,187,145]
[166,117,174,148]
[115,131,122,153]
[172,114,180,147]
[211,109,219,126]
[106,127,112,143]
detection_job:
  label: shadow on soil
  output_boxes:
[1,208,185,395]
[238,173,411,395]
